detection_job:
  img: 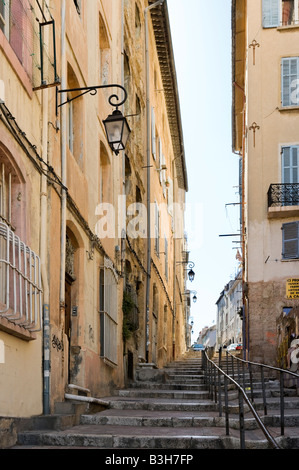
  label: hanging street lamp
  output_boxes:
[176,260,196,282]
[56,84,131,155]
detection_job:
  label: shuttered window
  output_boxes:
[0,0,9,38]
[282,146,299,183]
[281,57,299,107]
[151,107,156,160]
[282,222,299,259]
[155,202,160,254]
[99,258,118,366]
[262,0,280,27]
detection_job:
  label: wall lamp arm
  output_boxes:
[56,84,128,113]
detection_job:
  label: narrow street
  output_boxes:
[10,350,299,451]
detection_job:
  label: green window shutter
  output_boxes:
[282,222,299,259]
[262,0,279,28]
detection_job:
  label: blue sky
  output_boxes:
[167,0,241,340]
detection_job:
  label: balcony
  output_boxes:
[268,184,299,218]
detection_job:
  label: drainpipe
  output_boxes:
[41,86,50,414]
[40,9,50,414]
[60,0,67,329]
[144,0,165,363]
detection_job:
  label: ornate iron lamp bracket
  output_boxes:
[56,84,128,115]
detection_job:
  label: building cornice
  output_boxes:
[149,0,188,192]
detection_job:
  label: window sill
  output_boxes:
[277,24,299,31]
[268,205,299,218]
[0,315,37,341]
[278,106,299,112]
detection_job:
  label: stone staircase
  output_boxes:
[8,352,299,450]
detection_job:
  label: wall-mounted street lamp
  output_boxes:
[183,290,197,303]
[56,84,131,155]
[176,260,196,282]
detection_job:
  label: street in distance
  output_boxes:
[105,455,194,466]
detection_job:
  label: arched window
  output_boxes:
[0,143,24,237]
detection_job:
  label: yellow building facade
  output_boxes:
[233,0,299,365]
[0,0,189,422]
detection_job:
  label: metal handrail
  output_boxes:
[224,349,299,437]
[203,350,281,449]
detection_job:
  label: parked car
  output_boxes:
[227,343,238,351]
[192,344,205,351]
[236,343,242,350]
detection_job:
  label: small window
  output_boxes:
[282,221,299,259]
[263,0,299,28]
[0,0,9,38]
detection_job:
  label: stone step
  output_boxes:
[15,427,227,449]
[130,382,207,391]
[115,389,210,399]
[11,355,299,450]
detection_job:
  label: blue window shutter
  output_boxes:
[281,57,299,107]
[282,222,299,259]
[262,0,279,28]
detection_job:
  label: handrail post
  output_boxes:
[239,390,246,449]
[218,368,222,417]
[231,353,235,379]
[242,360,246,389]
[224,374,229,436]
[226,349,229,375]
[261,366,267,416]
[249,362,254,403]
[214,365,217,403]
[280,370,285,436]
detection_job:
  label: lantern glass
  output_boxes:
[103,109,131,155]
[188,269,195,282]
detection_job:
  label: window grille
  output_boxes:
[99,257,118,366]
[0,222,42,332]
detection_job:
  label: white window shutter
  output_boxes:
[262,0,279,28]
[151,107,156,160]
[167,177,173,217]
[162,153,166,197]
[159,138,162,182]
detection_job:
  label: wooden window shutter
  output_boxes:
[281,57,299,107]
[262,0,279,28]
[282,222,299,259]
[151,107,156,160]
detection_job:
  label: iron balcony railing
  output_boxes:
[202,348,299,449]
[268,183,299,207]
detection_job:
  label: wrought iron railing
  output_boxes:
[202,348,299,449]
[268,183,299,207]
